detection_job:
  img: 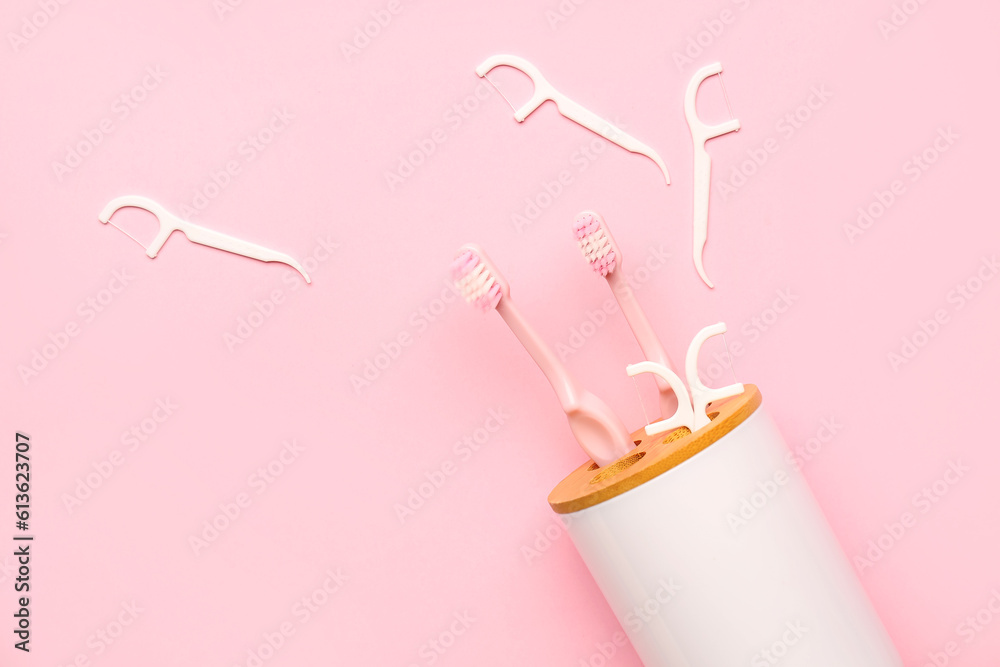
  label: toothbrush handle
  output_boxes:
[496,298,580,410]
[607,271,678,417]
[497,296,632,466]
[607,271,675,373]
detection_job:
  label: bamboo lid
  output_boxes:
[548,384,762,514]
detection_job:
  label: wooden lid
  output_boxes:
[548,384,763,514]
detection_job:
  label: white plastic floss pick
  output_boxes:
[476,55,672,186]
[627,322,744,436]
[548,387,903,667]
[98,195,311,282]
[685,62,740,289]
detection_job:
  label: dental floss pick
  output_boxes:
[626,359,695,435]
[625,323,742,434]
[683,322,744,431]
[98,195,311,282]
[476,55,672,185]
[685,62,740,288]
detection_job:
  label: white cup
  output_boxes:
[555,402,902,666]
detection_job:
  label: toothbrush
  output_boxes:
[452,243,633,467]
[573,211,677,417]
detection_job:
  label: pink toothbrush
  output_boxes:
[573,211,677,417]
[452,243,633,467]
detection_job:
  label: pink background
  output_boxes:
[2,0,999,664]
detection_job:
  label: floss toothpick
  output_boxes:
[624,322,742,435]
[626,360,694,435]
[683,321,744,430]
[685,62,740,288]
[476,55,672,185]
[98,195,311,282]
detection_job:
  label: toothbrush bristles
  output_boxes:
[452,249,502,311]
[573,212,617,276]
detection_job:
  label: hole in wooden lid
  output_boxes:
[659,426,691,446]
[589,451,646,485]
